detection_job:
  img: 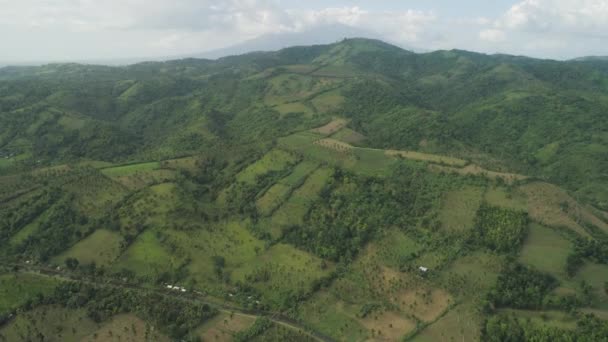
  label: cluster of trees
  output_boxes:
[285,164,450,261]
[566,239,608,277]
[49,282,217,340]
[472,205,528,253]
[487,263,557,310]
[483,313,608,341]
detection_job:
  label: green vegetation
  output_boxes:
[1,38,608,340]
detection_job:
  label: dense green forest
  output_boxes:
[1,38,607,341]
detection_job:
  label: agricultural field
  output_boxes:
[53,229,123,267]
[386,150,467,167]
[484,186,528,211]
[311,118,348,135]
[310,89,345,114]
[101,162,160,177]
[231,243,334,308]
[235,149,297,184]
[196,312,256,341]
[82,314,170,342]
[0,306,100,342]
[412,304,482,342]
[0,274,60,315]
[519,182,608,237]
[266,167,333,238]
[330,127,366,145]
[112,229,177,278]
[439,186,484,232]
[429,164,527,183]
[518,224,572,279]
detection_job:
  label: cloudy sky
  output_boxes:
[1,0,607,63]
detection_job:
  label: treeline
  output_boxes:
[48,282,217,340]
[472,205,528,253]
[483,313,608,342]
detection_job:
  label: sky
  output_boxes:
[1,0,607,63]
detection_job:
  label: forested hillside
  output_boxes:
[1,38,607,341]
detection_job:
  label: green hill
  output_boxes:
[1,39,608,341]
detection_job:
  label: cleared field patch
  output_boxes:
[359,311,417,341]
[519,182,601,238]
[283,64,319,74]
[440,251,504,298]
[112,229,176,277]
[310,89,345,114]
[53,229,122,267]
[113,169,176,190]
[397,287,452,323]
[267,167,333,238]
[256,183,291,216]
[264,74,340,106]
[196,312,256,342]
[83,313,170,342]
[160,221,265,293]
[256,161,319,216]
[386,150,467,167]
[313,138,354,153]
[0,305,99,342]
[430,164,527,183]
[518,224,571,279]
[274,102,314,117]
[330,127,366,145]
[311,65,359,78]
[439,186,484,232]
[231,243,334,308]
[311,118,348,135]
[101,161,160,177]
[412,304,481,342]
[235,149,297,185]
[567,263,608,309]
[0,273,60,315]
[297,291,371,341]
[375,229,422,270]
[484,186,527,211]
[161,156,199,173]
[9,208,48,245]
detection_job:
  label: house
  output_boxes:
[181,288,187,293]
[166,285,173,289]
[418,266,429,272]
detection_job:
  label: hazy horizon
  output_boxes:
[1,1,608,65]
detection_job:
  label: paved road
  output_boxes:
[3,262,335,342]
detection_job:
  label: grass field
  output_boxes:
[0,305,100,342]
[412,304,481,342]
[484,186,528,211]
[439,186,484,232]
[518,224,572,279]
[196,312,256,342]
[374,229,422,270]
[231,243,334,308]
[83,313,170,342]
[330,127,366,145]
[0,273,60,315]
[53,229,123,267]
[429,164,527,183]
[440,251,504,299]
[235,149,297,184]
[112,229,176,277]
[567,263,608,309]
[274,102,314,117]
[266,167,333,238]
[256,161,319,216]
[386,150,467,167]
[311,118,348,135]
[101,161,160,177]
[519,182,594,238]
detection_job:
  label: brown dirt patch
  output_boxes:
[396,288,452,322]
[519,182,605,238]
[312,118,348,135]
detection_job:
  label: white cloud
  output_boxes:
[479,29,506,42]
[493,0,608,37]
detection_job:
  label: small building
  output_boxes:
[418,266,429,273]
[181,288,187,293]
[166,285,173,289]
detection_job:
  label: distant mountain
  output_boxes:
[571,56,608,62]
[192,24,420,59]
